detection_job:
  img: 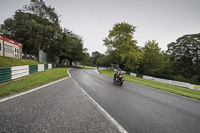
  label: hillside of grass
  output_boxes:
[0,56,43,68]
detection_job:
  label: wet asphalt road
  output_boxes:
[0,77,120,133]
[69,69,200,133]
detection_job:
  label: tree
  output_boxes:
[81,50,91,66]
[95,54,108,67]
[0,0,62,57]
[167,33,200,84]
[92,51,101,65]
[69,35,84,63]
[103,22,143,71]
[0,0,87,65]
[58,29,85,65]
[140,40,165,76]
[23,0,60,25]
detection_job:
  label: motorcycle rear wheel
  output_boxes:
[119,79,123,86]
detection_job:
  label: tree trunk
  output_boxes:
[59,56,63,64]
[69,59,73,66]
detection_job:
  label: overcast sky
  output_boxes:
[0,0,200,55]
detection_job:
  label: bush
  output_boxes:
[190,75,199,85]
[173,75,190,83]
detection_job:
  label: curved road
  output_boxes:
[0,77,120,133]
[69,69,200,133]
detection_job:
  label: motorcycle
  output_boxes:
[113,71,124,86]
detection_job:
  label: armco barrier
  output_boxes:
[136,73,143,78]
[44,64,48,70]
[121,71,126,74]
[130,73,136,77]
[143,75,152,80]
[154,77,171,84]
[193,85,200,91]
[38,64,44,72]
[48,64,52,69]
[0,67,11,83]
[0,64,51,84]
[11,65,29,80]
[29,65,38,74]
[170,80,190,88]
[142,74,199,91]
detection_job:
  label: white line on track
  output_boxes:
[68,69,128,133]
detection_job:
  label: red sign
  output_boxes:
[0,35,23,47]
[0,35,3,40]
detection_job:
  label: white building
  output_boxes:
[0,35,23,58]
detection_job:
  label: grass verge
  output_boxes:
[0,56,42,68]
[78,65,94,68]
[99,69,200,100]
[83,68,94,69]
[78,65,95,69]
[0,68,69,97]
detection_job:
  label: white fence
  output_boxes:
[10,64,51,82]
[11,65,29,80]
[38,64,45,72]
[48,64,52,69]
[127,72,200,91]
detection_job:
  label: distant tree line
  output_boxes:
[0,0,86,65]
[85,22,200,85]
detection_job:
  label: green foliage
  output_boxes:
[167,33,200,84]
[172,75,190,83]
[95,54,110,67]
[23,0,60,24]
[119,40,143,72]
[0,0,62,56]
[190,75,199,84]
[58,29,84,64]
[104,22,136,49]
[103,22,143,71]
[81,50,91,66]
[0,0,85,64]
[92,51,101,65]
[140,40,165,76]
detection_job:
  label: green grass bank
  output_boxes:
[0,68,69,97]
[99,69,200,100]
[0,56,42,68]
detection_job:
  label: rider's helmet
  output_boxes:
[117,69,121,75]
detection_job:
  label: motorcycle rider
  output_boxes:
[114,69,121,82]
